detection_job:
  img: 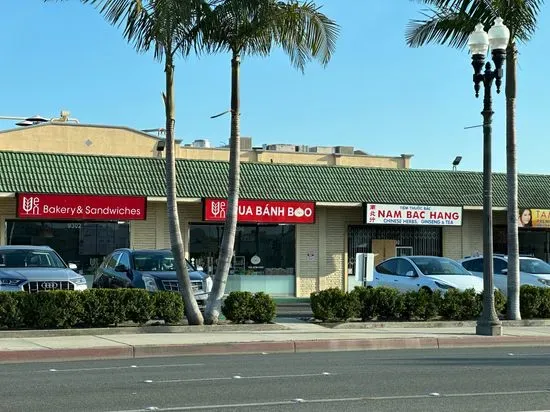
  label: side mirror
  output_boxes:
[115,264,128,273]
[68,263,78,271]
[405,270,417,277]
[196,265,204,272]
[501,269,508,274]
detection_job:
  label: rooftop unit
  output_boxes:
[309,146,334,154]
[265,144,296,152]
[191,139,211,148]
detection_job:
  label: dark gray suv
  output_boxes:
[92,248,212,306]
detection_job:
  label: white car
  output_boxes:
[459,255,550,296]
[371,255,484,293]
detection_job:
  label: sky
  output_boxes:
[1,1,549,174]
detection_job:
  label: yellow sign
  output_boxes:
[518,208,550,228]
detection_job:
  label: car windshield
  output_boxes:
[520,258,550,274]
[133,251,195,272]
[410,256,472,276]
[0,249,66,269]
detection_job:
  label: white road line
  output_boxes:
[42,363,204,373]
[152,377,233,383]
[150,372,332,383]
[105,388,550,411]
[106,400,298,412]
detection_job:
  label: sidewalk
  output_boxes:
[2,318,550,364]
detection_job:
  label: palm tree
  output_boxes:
[406,0,544,320]
[60,0,213,324]
[202,0,339,324]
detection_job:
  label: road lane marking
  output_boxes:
[105,388,550,411]
[42,363,204,373]
[149,372,332,384]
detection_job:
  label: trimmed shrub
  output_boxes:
[520,285,543,318]
[350,287,375,321]
[152,291,184,324]
[439,288,481,320]
[0,292,25,329]
[121,289,154,325]
[250,292,277,323]
[310,288,359,322]
[401,289,441,321]
[222,291,254,323]
[494,289,507,316]
[372,287,405,320]
[79,289,127,327]
[19,291,83,329]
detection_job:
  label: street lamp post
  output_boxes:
[468,17,510,336]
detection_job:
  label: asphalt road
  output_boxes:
[3,347,550,412]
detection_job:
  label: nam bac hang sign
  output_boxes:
[17,193,147,220]
[204,199,315,224]
[365,203,462,226]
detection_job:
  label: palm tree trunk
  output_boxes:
[505,42,520,320]
[164,56,204,325]
[205,51,241,324]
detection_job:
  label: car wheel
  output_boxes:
[420,286,433,294]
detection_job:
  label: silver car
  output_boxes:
[0,245,87,292]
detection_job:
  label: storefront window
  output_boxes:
[189,223,295,276]
[5,220,130,276]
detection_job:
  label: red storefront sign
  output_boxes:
[16,193,147,220]
[203,198,315,224]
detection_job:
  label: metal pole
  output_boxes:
[476,61,502,336]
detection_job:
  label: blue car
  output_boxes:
[93,248,212,306]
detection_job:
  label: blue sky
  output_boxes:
[1,1,548,173]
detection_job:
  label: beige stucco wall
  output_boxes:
[130,201,202,254]
[296,206,363,297]
[0,197,16,246]
[0,123,409,168]
[442,209,507,261]
[0,124,161,158]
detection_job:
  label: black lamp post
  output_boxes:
[468,18,510,336]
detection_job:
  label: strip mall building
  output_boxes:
[1,122,550,296]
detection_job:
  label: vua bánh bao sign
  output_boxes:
[365,203,462,226]
[17,193,147,220]
[203,199,315,224]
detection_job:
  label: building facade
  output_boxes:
[1,123,549,296]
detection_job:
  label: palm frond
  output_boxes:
[407,0,545,48]
[201,0,338,71]
[63,0,212,60]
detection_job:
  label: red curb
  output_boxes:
[133,341,297,358]
[437,335,550,348]
[294,338,440,352]
[0,346,134,364]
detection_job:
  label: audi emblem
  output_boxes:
[40,282,59,290]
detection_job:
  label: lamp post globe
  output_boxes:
[468,23,489,56]
[488,17,511,51]
[468,18,509,336]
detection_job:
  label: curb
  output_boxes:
[4,335,550,364]
[328,319,550,329]
[0,323,289,339]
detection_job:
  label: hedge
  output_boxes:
[310,286,514,322]
[0,289,184,329]
[221,291,277,323]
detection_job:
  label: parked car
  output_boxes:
[93,248,212,306]
[459,255,550,296]
[0,245,87,292]
[371,255,484,293]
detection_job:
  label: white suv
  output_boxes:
[459,255,550,295]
